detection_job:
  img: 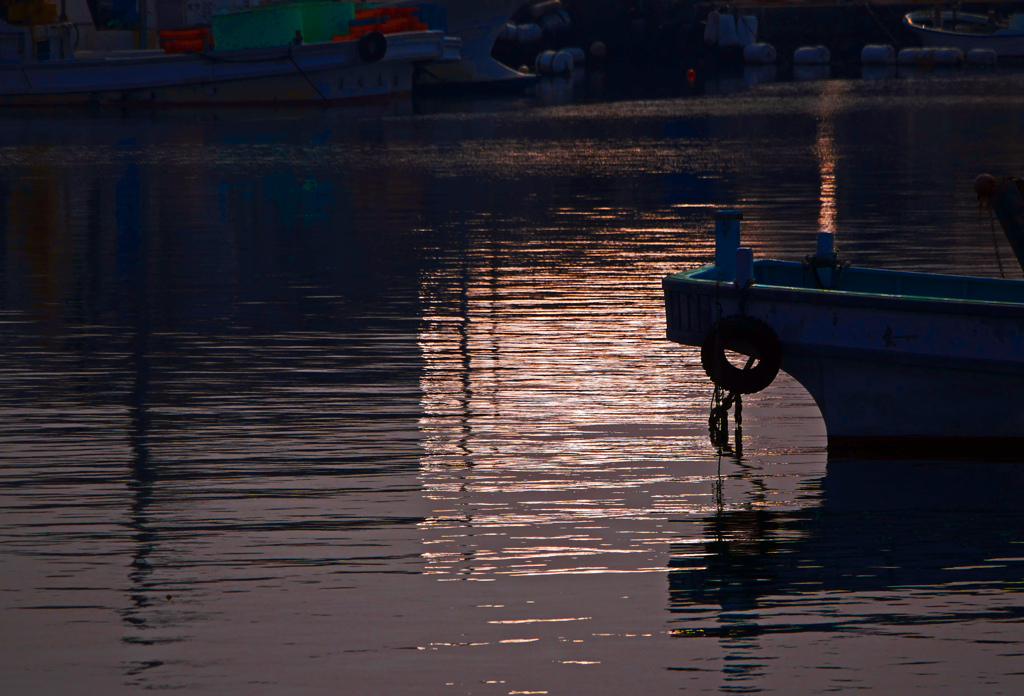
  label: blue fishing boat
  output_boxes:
[0,1,460,107]
[0,29,458,106]
[663,180,1024,458]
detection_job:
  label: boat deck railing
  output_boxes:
[686,259,1024,305]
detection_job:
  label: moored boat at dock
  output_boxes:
[663,193,1024,458]
[0,1,460,106]
[903,10,1024,57]
[378,0,535,92]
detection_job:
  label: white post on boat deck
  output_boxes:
[735,247,753,287]
[814,230,836,288]
[714,210,742,281]
[816,230,835,258]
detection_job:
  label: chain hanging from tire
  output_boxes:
[702,314,780,454]
[709,385,743,455]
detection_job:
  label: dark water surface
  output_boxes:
[3,71,1024,695]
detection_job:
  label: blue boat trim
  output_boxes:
[668,260,1024,312]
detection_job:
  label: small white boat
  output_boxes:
[903,10,1024,57]
[662,196,1024,458]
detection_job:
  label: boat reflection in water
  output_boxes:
[667,456,1024,687]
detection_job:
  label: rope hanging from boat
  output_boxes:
[707,283,739,453]
[987,207,1006,279]
[862,1,905,51]
[703,285,777,454]
[285,44,330,102]
[709,385,742,455]
[974,172,1012,278]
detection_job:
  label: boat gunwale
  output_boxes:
[0,30,452,104]
[1,29,448,72]
[663,261,1024,319]
[664,278,1024,377]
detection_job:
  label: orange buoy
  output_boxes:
[686,69,697,82]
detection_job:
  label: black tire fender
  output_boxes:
[358,31,388,63]
[700,315,782,394]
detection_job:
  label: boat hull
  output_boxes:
[380,0,534,91]
[664,266,1024,455]
[904,11,1024,57]
[0,30,455,107]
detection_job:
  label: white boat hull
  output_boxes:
[381,0,533,90]
[663,212,1024,457]
[904,11,1024,57]
[0,30,456,106]
[665,277,1024,454]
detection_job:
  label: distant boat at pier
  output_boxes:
[0,1,460,106]
[903,10,1024,57]
[379,0,536,92]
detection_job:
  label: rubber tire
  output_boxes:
[700,315,782,394]
[358,31,388,64]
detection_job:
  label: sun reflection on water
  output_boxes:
[411,204,827,586]
[815,82,846,235]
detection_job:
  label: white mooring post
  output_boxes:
[816,230,835,260]
[814,230,837,288]
[735,247,753,287]
[714,210,742,281]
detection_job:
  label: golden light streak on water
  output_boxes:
[413,217,719,580]
[814,82,846,235]
[412,202,828,583]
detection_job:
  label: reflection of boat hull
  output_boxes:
[669,459,1024,618]
[662,212,1024,456]
[382,0,535,91]
[904,11,1024,57]
[0,30,458,107]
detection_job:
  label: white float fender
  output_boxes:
[967,48,997,65]
[718,13,739,48]
[562,46,586,65]
[742,42,776,65]
[704,10,720,46]
[552,49,573,74]
[535,49,555,74]
[861,44,895,64]
[737,15,757,46]
[794,45,830,65]
[897,47,919,65]
[934,47,964,65]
